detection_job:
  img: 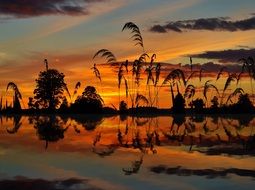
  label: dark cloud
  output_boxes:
[0,177,103,190]
[150,16,255,33]
[190,48,255,63]
[150,165,255,178]
[0,0,105,18]
[150,25,167,33]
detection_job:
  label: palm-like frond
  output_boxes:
[162,69,186,86]
[154,63,161,86]
[123,60,129,73]
[6,82,22,100]
[186,71,199,84]
[134,60,143,86]
[145,65,154,85]
[93,49,116,63]
[240,57,255,79]
[247,56,255,66]
[118,64,125,88]
[203,81,219,100]
[237,64,245,85]
[151,54,156,64]
[226,88,244,104]
[232,87,244,96]
[190,57,193,72]
[216,67,227,81]
[184,85,195,99]
[0,96,2,111]
[44,59,49,71]
[223,74,237,93]
[73,82,81,96]
[124,78,128,98]
[135,94,149,106]
[138,53,149,63]
[91,64,101,82]
[199,68,205,82]
[63,84,71,100]
[122,22,144,49]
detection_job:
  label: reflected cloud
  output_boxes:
[150,165,255,179]
[0,177,103,190]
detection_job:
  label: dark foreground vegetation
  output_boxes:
[1,22,255,115]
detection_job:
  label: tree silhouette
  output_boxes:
[33,68,67,110]
[59,96,69,111]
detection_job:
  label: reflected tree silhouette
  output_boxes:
[30,116,68,149]
[71,115,103,131]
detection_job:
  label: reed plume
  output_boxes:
[91,63,102,82]
[93,49,116,63]
[135,94,149,107]
[122,22,144,51]
[203,80,219,101]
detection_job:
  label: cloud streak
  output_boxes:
[150,16,255,33]
[190,48,255,63]
[0,0,106,18]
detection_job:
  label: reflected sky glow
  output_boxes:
[0,115,255,189]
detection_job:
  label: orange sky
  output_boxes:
[1,0,255,108]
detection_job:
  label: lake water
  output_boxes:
[0,114,255,190]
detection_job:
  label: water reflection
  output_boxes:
[0,114,255,189]
[1,114,255,155]
[6,115,22,134]
[29,116,68,149]
[122,155,144,175]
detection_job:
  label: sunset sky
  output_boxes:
[1,0,255,108]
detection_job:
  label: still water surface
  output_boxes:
[0,114,255,190]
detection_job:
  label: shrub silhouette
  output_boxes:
[235,93,254,112]
[172,93,185,113]
[191,98,205,113]
[210,96,219,108]
[71,86,103,113]
[119,100,128,113]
